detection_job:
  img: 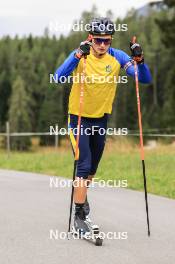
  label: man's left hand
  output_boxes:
[130,42,144,64]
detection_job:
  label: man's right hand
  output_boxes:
[75,39,92,59]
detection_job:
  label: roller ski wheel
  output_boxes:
[71,220,103,246]
[95,236,103,246]
[90,224,103,246]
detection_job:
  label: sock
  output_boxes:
[75,203,85,219]
[75,203,84,212]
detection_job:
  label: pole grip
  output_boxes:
[132,36,137,44]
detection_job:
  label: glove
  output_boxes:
[75,38,92,59]
[130,41,144,64]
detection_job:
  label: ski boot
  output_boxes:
[72,204,91,237]
[83,198,103,246]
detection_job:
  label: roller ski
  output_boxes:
[71,200,103,246]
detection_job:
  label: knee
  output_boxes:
[77,162,91,180]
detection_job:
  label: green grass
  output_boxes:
[0,141,175,199]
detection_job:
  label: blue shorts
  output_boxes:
[68,114,108,179]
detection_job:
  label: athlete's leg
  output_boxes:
[74,174,94,202]
[89,115,108,176]
[68,114,92,204]
[74,177,88,203]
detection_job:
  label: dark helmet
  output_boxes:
[89,17,115,35]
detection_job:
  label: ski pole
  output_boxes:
[67,56,86,235]
[132,36,151,237]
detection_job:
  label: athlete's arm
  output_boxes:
[55,39,91,83]
[109,48,152,84]
[54,51,80,83]
[126,62,152,84]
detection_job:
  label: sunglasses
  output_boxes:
[93,38,112,45]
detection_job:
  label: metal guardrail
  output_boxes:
[0,122,175,155]
[1,132,175,137]
[0,122,60,154]
[128,134,175,137]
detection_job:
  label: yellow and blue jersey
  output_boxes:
[55,47,152,118]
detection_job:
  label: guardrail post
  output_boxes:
[55,124,59,149]
[6,121,10,157]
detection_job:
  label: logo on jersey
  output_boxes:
[106,65,112,73]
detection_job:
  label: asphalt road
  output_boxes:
[0,169,175,264]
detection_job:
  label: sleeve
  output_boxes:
[109,48,152,84]
[54,50,80,83]
[126,63,152,84]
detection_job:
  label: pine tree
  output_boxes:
[9,76,31,150]
[156,0,175,128]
